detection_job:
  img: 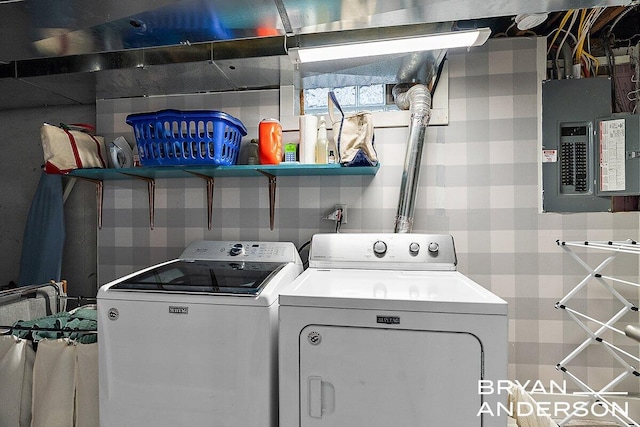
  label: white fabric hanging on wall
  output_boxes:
[0,335,35,427]
[30,339,76,427]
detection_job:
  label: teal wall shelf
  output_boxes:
[67,164,379,230]
[69,163,379,180]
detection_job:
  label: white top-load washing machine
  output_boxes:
[279,233,508,427]
[98,240,302,427]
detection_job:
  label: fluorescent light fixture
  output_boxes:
[288,28,491,64]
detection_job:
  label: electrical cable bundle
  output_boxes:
[547,8,606,79]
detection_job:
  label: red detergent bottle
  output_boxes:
[258,118,282,165]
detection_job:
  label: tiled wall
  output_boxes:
[96,37,640,391]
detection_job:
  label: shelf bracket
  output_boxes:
[258,170,276,230]
[72,177,104,229]
[121,173,155,230]
[186,172,215,230]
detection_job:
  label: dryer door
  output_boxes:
[299,325,482,426]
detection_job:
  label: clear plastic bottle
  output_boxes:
[315,116,328,164]
[328,150,336,164]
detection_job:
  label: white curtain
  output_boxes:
[0,336,35,427]
[75,343,99,427]
[0,337,98,427]
[30,339,77,427]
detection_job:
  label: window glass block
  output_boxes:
[359,84,385,106]
[304,88,330,110]
[304,84,395,114]
[333,86,356,106]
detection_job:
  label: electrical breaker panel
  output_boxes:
[542,78,612,212]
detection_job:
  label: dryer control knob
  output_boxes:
[409,242,420,255]
[427,242,440,254]
[373,240,387,257]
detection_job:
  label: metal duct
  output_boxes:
[393,82,433,233]
[395,22,449,84]
[392,20,449,233]
[396,52,438,84]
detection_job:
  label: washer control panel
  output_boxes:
[309,233,457,270]
[180,240,299,263]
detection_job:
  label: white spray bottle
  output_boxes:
[315,116,328,164]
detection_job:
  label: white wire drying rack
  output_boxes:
[556,239,640,427]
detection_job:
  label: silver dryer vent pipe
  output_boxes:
[392,83,432,233]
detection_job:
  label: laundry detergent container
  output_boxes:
[126,109,247,167]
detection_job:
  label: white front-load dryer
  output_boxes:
[278,233,508,427]
[98,240,302,427]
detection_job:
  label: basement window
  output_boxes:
[303,84,398,114]
[295,61,449,126]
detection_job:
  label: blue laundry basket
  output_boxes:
[126,109,247,167]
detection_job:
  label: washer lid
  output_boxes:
[279,269,507,315]
[108,260,286,296]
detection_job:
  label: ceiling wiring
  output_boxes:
[547,28,578,79]
[607,4,639,36]
[629,45,640,113]
[547,28,579,48]
[573,7,606,77]
[541,6,640,113]
[547,9,576,55]
[549,10,579,78]
[601,32,625,112]
[545,5,640,89]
